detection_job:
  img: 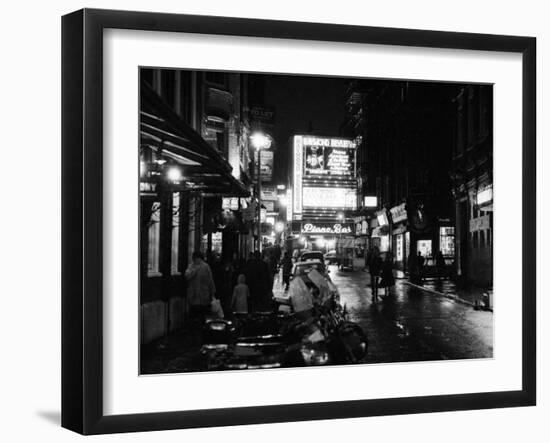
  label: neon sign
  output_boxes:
[302,223,353,234]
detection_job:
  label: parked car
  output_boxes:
[324,250,338,264]
[299,250,325,264]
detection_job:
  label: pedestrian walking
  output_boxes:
[367,247,382,303]
[417,251,425,285]
[435,250,446,281]
[185,251,216,326]
[380,253,396,297]
[231,274,250,314]
[281,251,293,291]
[244,251,271,311]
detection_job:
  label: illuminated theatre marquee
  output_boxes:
[293,135,357,215]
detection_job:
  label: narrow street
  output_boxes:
[142,269,493,374]
[319,266,492,363]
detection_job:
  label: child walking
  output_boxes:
[231,274,250,314]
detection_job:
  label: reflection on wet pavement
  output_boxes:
[328,265,493,363]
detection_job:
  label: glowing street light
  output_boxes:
[166,165,183,182]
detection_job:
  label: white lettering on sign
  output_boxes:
[302,223,353,234]
[303,137,356,149]
[302,187,357,209]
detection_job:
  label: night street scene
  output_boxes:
[139,68,493,374]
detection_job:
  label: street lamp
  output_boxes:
[250,131,271,252]
[166,165,183,182]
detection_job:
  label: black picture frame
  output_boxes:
[61,8,536,435]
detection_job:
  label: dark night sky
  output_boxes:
[258,74,350,184]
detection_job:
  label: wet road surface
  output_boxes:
[142,265,493,374]
[325,265,493,363]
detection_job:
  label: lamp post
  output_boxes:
[250,132,271,252]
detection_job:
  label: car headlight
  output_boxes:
[300,346,330,366]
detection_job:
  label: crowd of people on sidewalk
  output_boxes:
[365,246,450,303]
[183,244,284,324]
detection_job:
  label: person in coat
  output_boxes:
[368,247,382,303]
[244,251,271,312]
[380,253,396,297]
[280,251,293,291]
[185,251,216,324]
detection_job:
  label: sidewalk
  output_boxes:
[403,277,492,309]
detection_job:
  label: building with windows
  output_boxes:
[343,80,457,273]
[139,69,253,343]
[450,85,493,288]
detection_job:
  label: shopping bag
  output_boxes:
[210,298,224,318]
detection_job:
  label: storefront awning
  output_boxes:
[140,83,249,197]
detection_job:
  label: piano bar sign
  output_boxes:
[302,222,353,234]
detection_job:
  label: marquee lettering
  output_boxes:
[302,223,352,234]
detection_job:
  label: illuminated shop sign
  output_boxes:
[476,186,493,206]
[301,223,353,235]
[390,203,408,223]
[376,210,389,227]
[363,196,377,207]
[302,187,357,209]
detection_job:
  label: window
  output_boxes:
[480,230,485,248]
[216,130,228,155]
[396,234,403,261]
[171,193,180,275]
[147,202,161,276]
[417,240,432,258]
[473,231,479,248]
[439,226,455,256]
[486,228,492,247]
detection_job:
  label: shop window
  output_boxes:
[395,234,403,261]
[486,229,492,247]
[439,226,455,257]
[379,235,390,252]
[147,202,161,276]
[405,232,410,262]
[473,231,479,248]
[417,240,432,258]
[171,193,180,275]
[216,130,228,155]
[480,230,485,248]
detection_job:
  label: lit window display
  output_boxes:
[417,240,432,258]
[396,234,403,261]
[439,226,455,256]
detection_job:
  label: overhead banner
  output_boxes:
[261,186,277,201]
[254,150,274,182]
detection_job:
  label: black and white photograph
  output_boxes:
[139,69,494,375]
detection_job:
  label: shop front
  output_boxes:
[139,82,249,344]
[389,203,408,270]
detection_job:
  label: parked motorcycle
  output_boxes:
[200,296,368,370]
